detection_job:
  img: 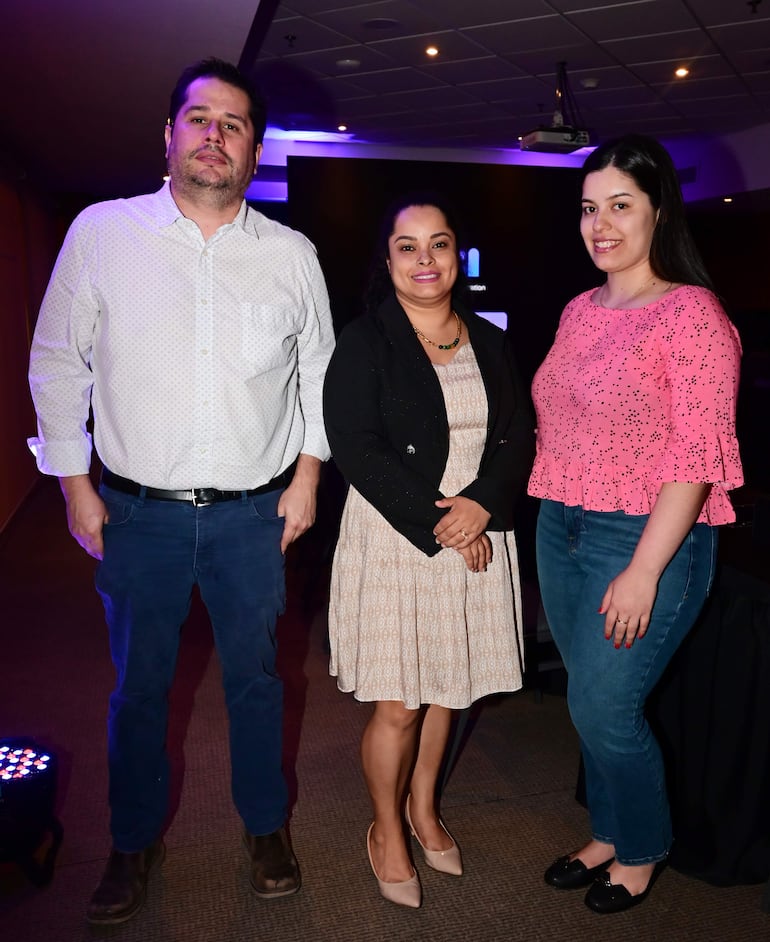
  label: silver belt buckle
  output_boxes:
[191,487,220,506]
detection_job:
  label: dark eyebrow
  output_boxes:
[393,230,452,242]
[581,191,634,204]
[183,104,248,125]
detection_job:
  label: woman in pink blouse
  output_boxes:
[529,134,743,914]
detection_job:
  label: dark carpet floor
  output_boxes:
[1,477,768,941]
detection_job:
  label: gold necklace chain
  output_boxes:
[600,276,657,307]
[412,310,462,350]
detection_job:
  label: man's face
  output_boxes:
[164,76,262,203]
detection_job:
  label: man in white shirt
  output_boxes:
[28,58,335,925]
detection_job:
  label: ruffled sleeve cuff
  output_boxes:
[652,430,744,492]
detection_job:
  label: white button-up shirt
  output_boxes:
[28,183,335,490]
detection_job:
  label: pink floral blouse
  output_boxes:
[528,285,744,525]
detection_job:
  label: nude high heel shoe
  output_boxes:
[405,795,463,876]
[366,823,422,909]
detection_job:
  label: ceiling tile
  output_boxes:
[709,20,770,58]
[662,75,758,101]
[603,30,721,64]
[681,0,768,29]
[728,48,770,72]
[417,0,554,28]
[463,15,586,55]
[280,0,383,14]
[460,74,557,107]
[548,0,655,11]
[336,67,445,94]
[567,0,698,43]
[418,56,527,85]
[510,45,618,75]
[367,30,492,65]
[310,1,443,40]
[266,43,393,77]
[366,84,481,110]
[629,55,734,84]
[743,71,770,94]
[568,65,647,91]
[260,14,355,56]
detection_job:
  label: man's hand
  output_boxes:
[59,474,107,559]
[276,454,322,554]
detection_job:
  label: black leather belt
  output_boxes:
[102,467,292,506]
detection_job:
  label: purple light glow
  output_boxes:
[248,133,595,203]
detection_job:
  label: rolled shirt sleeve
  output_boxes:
[28,212,100,477]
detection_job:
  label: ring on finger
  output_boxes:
[461,529,469,539]
[616,618,629,625]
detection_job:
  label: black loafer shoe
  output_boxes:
[584,862,665,914]
[243,826,301,899]
[544,853,615,890]
[86,840,165,925]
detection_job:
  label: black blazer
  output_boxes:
[323,293,535,556]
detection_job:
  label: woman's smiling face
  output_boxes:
[580,165,659,277]
[387,204,458,310]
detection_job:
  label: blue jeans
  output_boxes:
[95,484,288,853]
[536,500,717,865]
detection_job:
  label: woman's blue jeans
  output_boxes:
[95,484,288,853]
[536,499,717,865]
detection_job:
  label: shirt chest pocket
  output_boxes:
[240,302,299,373]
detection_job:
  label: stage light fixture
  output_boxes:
[0,739,62,886]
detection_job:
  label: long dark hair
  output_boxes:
[364,191,469,314]
[582,134,714,291]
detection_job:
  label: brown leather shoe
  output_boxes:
[243,826,301,898]
[86,840,165,925]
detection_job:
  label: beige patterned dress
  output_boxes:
[328,343,524,710]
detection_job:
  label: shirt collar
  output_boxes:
[151,181,252,234]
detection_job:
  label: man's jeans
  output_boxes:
[536,499,717,864]
[96,484,288,852]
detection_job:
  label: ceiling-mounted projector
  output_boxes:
[521,62,590,153]
[520,126,590,153]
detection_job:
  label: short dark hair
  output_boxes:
[582,134,713,291]
[168,57,267,144]
[365,190,469,314]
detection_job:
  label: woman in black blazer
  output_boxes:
[323,193,533,908]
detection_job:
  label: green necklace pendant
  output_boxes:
[412,311,462,350]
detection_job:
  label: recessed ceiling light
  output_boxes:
[336,58,361,69]
[337,124,348,132]
[425,46,439,57]
[675,67,689,78]
[723,197,733,203]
